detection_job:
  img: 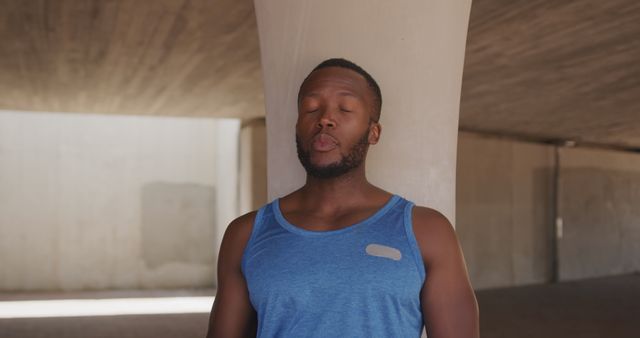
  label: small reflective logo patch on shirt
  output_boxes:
[365,244,402,261]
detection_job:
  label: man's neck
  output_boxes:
[294,165,385,212]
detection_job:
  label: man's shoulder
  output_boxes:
[224,199,277,241]
[410,205,451,228]
[223,210,260,246]
[409,205,460,265]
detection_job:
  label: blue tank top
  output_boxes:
[241,195,426,338]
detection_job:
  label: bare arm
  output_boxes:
[412,207,479,338]
[206,212,258,338]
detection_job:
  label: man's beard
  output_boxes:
[296,129,369,179]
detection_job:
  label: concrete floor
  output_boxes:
[1,274,638,338]
[477,274,640,338]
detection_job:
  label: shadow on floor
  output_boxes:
[476,273,640,338]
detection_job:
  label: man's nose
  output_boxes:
[317,108,336,129]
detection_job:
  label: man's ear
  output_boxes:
[368,122,381,144]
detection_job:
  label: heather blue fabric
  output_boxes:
[241,195,426,338]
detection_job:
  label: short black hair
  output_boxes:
[298,58,382,122]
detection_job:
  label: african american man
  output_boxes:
[206,58,479,338]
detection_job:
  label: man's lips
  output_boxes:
[312,133,338,152]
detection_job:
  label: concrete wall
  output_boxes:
[456,132,555,289]
[0,110,239,291]
[457,133,640,289]
[558,147,640,281]
[238,118,267,214]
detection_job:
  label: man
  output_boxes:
[207,58,479,338]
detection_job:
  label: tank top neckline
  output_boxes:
[272,194,401,237]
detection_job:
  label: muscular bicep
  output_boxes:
[412,207,479,338]
[206,213,257,338]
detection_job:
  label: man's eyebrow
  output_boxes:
[299,90,360,100]
[300,92,320,99]
[337,91,359,98]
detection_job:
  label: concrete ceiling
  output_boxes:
[461,0,640,151]
[0,0,262,119]
[0,0,638,150]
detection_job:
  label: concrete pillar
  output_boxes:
[254,0,472,222]
[239,118,268,215]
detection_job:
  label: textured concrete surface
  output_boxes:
[0,0,263,119]
[239,118,268,214]
[478,274,640,338]
[0,111,238,291]
[457,132,555,289]
[558,147,640,281]
[2,0,639,150]
[0,313,211,338]
[141,183,217,269]
[461,0,640,151]
[0,289,214,338]
[457,135,640,289]
[1,275,639,338]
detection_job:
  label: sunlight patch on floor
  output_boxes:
[0,297,214,318]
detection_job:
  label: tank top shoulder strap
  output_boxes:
[399,198,426,281]
[240,202,272,275]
